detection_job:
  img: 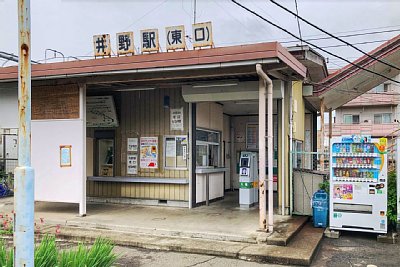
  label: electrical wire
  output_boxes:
[230,0,400,85]
[269,0,400,71]
[320,39,389,49]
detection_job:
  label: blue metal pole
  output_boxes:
[14,0,34,266]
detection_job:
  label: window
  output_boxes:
[374,113,392,124]
[343,114,359,124]
[374,84,388,93]
[164,136,188,169]
[196,129,221,167]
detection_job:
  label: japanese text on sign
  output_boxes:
[141,29,159,53]
[192,22,213,48]
[127,154,138,175]
[117,32,134,55]
[93,34,111,57]
[166,25,186,50]
[93,22,213,56]
[170,108,184,131]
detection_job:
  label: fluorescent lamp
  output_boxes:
[115,87,155,92]
[192,82,238,88]
[234,100,258,105]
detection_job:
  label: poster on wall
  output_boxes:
[60,145,72,167]
[127,154,138,175]
[127,138,138,152]
[170,108,184,131]
[140,137,158,169]
[86,96,119,128]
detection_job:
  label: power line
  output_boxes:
[280,28,400,44]
[320,39,389,49]
[230,0,400,85]
[269,0,400,72]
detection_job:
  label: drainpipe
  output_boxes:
[15,0,35,266]
[289,83,294,215]
[256,64,274,233]
[281,88,285,216]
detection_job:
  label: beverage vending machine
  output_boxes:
[330,135,388,233]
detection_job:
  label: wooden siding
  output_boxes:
[87,88,189,201]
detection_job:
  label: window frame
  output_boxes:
[195,128,221,168]
[163,135,188,170]
[343,114,360,124]
[374,113,392,124]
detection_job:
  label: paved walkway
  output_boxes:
[0,192,323,265]
[1,192,286,243]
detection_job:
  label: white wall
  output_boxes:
[31,86,86,215]
[196,173,224,203]
[32,120,84,203]
[0,85,18,129]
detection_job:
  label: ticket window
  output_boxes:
[195,129,221,168]
[95,130,115,177]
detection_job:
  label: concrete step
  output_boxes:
[44,222,324,266]
[267,215,309,246]
[63,220,258,244]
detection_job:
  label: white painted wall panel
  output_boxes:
[32,119,84,203]
[195,173,224,203]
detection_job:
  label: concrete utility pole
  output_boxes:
[14,0,35,266]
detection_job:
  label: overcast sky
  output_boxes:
[0,0,399,69]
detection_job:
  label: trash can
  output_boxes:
[312,189,328,228]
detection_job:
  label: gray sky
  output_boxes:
[0,0,399,69]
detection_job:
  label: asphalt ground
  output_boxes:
[112,231,399,267]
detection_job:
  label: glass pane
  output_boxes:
[374,114,382,124]
[165,137,176,168]
[209,144,219,167]
[343,115,352,124]
[352,115,359,124]
[196,144,208,167]
[196,130,208,142]
[98,139,114,176]
[176,137,187,168]
[383,113,391,123]
[208,132,219,143]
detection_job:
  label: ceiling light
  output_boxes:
[192,82,238,88]
[115,87,155,92]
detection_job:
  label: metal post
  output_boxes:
[14,0,35,266]
[256,64,274,232]
[281,91,285,216]
[256,65,267,230]
[397,137,400,230]
[319,98,325,171]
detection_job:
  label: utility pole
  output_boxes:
[193,0,197,24]
[14,0,35,266]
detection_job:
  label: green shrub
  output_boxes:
[387,171,397,229]
[59,237,117,267]
[319,180,329,194]
[0,236,117,267]
[35,235,58,267]
[0,239,13,267]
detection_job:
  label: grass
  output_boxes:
[0,236,118,267]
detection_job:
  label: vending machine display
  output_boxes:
[330,135,388,233]
[239,151,259,208]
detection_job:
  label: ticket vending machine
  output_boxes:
[330,135,388,233]
[239,151,259,208]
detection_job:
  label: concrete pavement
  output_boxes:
[0,192,324,265]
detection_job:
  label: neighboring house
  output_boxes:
[333,75,400,139]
